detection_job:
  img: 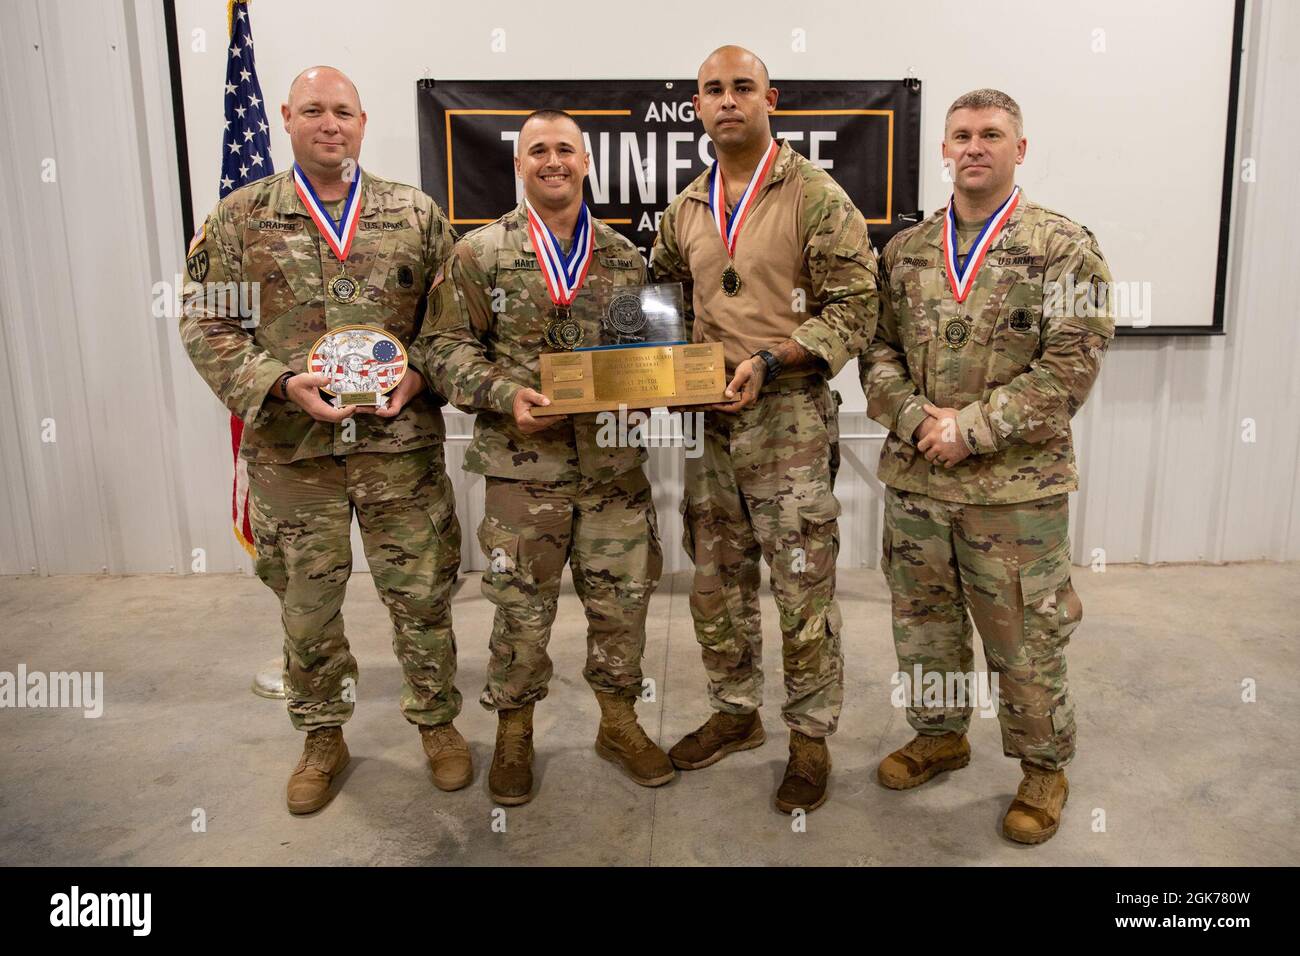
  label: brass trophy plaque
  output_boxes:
[535,283,726,415]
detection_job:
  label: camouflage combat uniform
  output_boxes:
[650,139,880,738]
[861,194,1114,770]
[180,169,462,730]
[410,203,662,711]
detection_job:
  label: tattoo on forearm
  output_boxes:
[772,339,813,369]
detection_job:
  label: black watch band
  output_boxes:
[275,371,293,400]
[754,349,782,385]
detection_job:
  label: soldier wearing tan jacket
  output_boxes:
[861,88,1114,844]
[181,67,468,814]
[651,46,880,813]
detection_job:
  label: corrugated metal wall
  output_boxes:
[1,0,1296,578]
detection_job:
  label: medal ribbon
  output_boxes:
[942,185,1021,303]
[709,138,779,258]
[293,162,363,263]
[525,199,594,307]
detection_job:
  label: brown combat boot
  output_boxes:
[419,722,472,792]
[488,703,535,806]
[668,710,765,770]
[285,726,350,815]
[877,732,971,790]
[1003,762,1070,845]
[775,730,832,813]
[594,693,675,787]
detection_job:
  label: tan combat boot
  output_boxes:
[668,710,765,770]
[594,693,675,787]
[877,732,971,790]
[775,730,832,813]
[286,726,350,815]
[488,703,535,806]
[419,722,472,792]
[1003,762,1070,845]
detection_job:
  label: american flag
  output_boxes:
[220,1,273,557]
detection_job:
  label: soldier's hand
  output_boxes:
[285,373,358,423]
[367,368,424,419]
[917,404,972,468]
[514,387,560,434]
[708,356,765,414]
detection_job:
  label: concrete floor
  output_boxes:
[0,562,1296,866]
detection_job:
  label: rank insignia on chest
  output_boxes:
[397,265,414,288]
[1009,308,1035,332]
[944,318,971,349]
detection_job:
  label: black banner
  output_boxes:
[417,79,922,256]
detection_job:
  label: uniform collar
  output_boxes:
[273,167,378,217]
[683,136,795,205]
[923,188,1030,252]
[509,200,621,250]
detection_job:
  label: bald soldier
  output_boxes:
[180,67,468,814]
[651,47,879,813]
[411,110,672,806]
[862,89,1114,844]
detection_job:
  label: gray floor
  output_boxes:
[1,562,1296,866]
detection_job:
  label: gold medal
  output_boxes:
[721,265,742,297]
[327,270,359,304]
[944,318,971,349]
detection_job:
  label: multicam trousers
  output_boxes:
[247,445,462,730]
[881,487,1082,770]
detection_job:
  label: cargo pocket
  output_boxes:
[250,515,284,594]
[678,495,696,565]
[427,493,462,578]
[477,518,520,580]
[1020,540,1082,646]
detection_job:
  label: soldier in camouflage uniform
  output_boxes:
[411,110,674,806]
[180,67,469,814]
[862,89,1114,844]
[650,46,879,813]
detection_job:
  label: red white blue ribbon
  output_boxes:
[293,162,363,262]
[942,185,1021,303]
[709,138,779,258]
[525,199,594,307]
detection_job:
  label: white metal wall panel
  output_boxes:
[0,0,1296,578]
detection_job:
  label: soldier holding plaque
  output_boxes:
[650,46,880,813]
[180,66,469,814]
[412,110,674,806]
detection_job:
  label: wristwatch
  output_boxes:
[273,371,293,401]
[753,349,782,386]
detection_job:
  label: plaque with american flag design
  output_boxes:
[308,325,408,409]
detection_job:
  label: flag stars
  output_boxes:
[248,94,261,109]
[251,153,264,167]
[238,164,249,178]
[257,120,268,133]
[224,82,236,95]
[230,45,242,58]
[235,7,246,20]
[221,176,234,191]
[243,129,255,142]
[227,140,241,154]
[239,68,251,83]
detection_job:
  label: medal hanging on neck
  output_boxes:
[941,185,1020,304]
[709,139,778,297]
[294,162,364,304]
[525,198,594,351]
